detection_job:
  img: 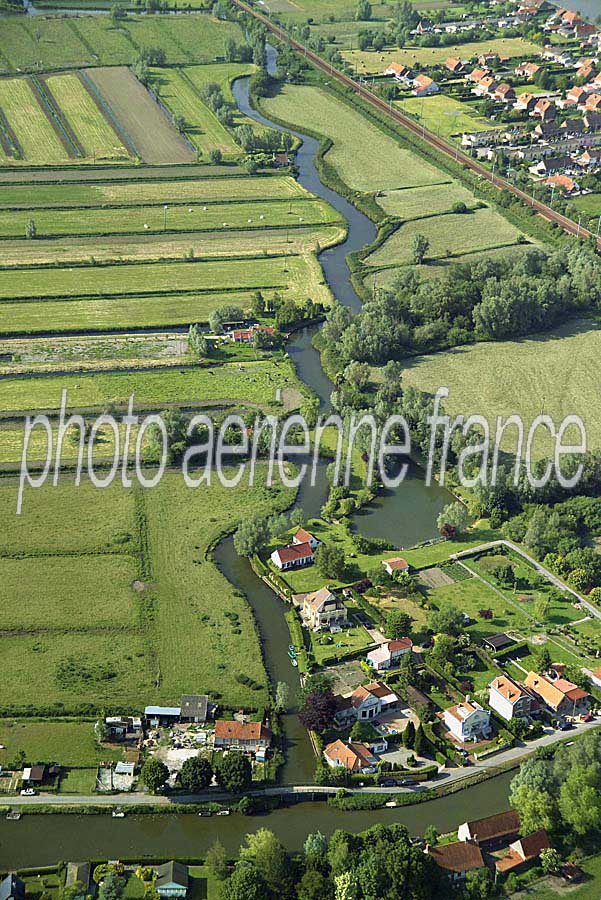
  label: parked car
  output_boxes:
[559,721,573,731]
[20,788,36,796]
[381,778,398,787]
[582,713,595,723]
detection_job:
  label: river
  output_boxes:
[0,44,487,869]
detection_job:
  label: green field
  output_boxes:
[262,83,445,193]
[0,720,123,768]
[44,73,130,162]
[343,37,542,75]
[396,94,497,139]
[377,182,478,220]
[0,77,70,165]
[365,207,523,267]
[403,318,601,457]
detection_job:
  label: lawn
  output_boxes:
[376,182,478,220]
[365,206,523,267]
[183,62,263,134]
[516,850,601,900]
[0,357,303,413]
[342,37,541,75]
[572,193,601,218]
[310,621,375,665]
[44,73,130,162]
[0,720,123,768]
[261,83,446,193]
[188,865,222,900]
[425,574,523,636]
[403,318,601,458]
[396,94,496,139]
[0,77,70,165]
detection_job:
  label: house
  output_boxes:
[494,83,516,102]
[271,541,314,571]
[560,117,585,135]
[579,147,601,166]
[384,62,411,82]
[426,841,485,882]
[180,694,209,723]
[367,638,413,671]
[533,98,557,120]
[214,720,272,753]
[467,67,489,83]
[145,705,181,727]
[65,863,91,900]
[523,671,592,717]
[302,587,348,631]
[495,829,552,874]
[478,52,498,67]
[566,85,594,108]
[0,876,25,900]
[584,111,601,130]
[105,715,143,741]
[585,92,601,112]
[323,739,378,773]
[514,62,540,78]
[533,120,562,139]
[489,676,539,721]
[293,527,320,550]
[474,75,498,97]
[156,862,189,899]
[22,764,46,784]
[545,174,579,194]
[541,47,573,67]
[444,699,492,743]
[445,57,463,73]
[335,681,400,725]
[458,810,521,848]
[532,155,573,176]
[515,91,538,112]
[412,74,439,96]
[591,666,601,689]
[481,633,514,654]
[577,64,596,81]
[231,325,274,343]
[381,556,409,576]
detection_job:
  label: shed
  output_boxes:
[180,694,208,723]
[156,862,188,898]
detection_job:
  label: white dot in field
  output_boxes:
[248,219,252,223]
[144,224,149,229]
[188,208,193,213]
[203,206,207,211]
[223,222,228,227]
[260,215,264,220]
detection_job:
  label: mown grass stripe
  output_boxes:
[30,76,82,158]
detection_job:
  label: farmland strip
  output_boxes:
[30,76,82,158]
[0,105,21,159]
[78,69,139,159]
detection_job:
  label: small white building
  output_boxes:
[381,557,409,576]
[335,681,401,725]
[489,676,538,721]
[292,527,320,550]
[367,638,413,671]
[444,699,491,743]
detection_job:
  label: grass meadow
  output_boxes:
[0,720,123,768]
[0,77,70,165]
[396,94,496,139]
[403,318,601,457]
[376,182,478,219]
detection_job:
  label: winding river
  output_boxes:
[0,46,501,869]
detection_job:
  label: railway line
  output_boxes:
[234,0,600,250]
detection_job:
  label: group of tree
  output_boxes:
[142,751,251,795]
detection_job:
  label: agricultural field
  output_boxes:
[0,719,123,768]
[365,206,524,267]
[396,94,497,139]
[342,37,542,75]
[84,66,195,164]
[0,76,71,165]
[44,73,131,162]
[0,421,141,466]
[376,181,478,219]
[0,14,244,74]
[262,82,446,193]
[403,318,601,458]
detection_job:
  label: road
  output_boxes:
[6,720,598,808]
[232,0,601,251]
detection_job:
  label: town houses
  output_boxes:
[488,675,539,721]
[523,671,592,718]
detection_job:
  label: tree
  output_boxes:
[209,304,245,335]
[511,783,557,834]
[141,758,168,794]
[534,645,552,673]
[315,544,347,581]
[223,863,268,900]
[206,839,229,881]
[424,824,439,846]
[304,830,329,863]
[291,507,306,528]
[26,218,37,240]
[464,868,495,900]
[402,720,415,749]
[299,688,337,733]
[437,501,469,535]
[234,515,270,557]
[275,681,290,712]
[334,871,358,900]
[429,601,465,636]
[411,233,429,265]
[413,725,425,757]
[451,201,468,214]
[216,752,252,793]
[297,868,334,900]
[173,113,186,134]
[386,609,413,639]
[355,0,372,21]
[179,756,213,793]
[540,848,561,875]
[209,148,223,165]
[239,828,293,897]
[559,764,601,835]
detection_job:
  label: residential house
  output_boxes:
[585,92,601,112]
[533,98,557,120]
[515,91,538,112]
[533,120,563,139]
[562,85,592,108]
[560,117,585,135]
[584,111,601,130]
[444,699,492,743]
[531,155,574,176]
[541,47,573,67]
[445,57,463,73]
[462,128,505,148]
[180,694,209,723]
[458,810,521,849]
[478,52,498,67]
[590,666,601,689]
[65,863,91,900]
[412,74,439,96]
[467,67,489,83]
[292,527,320,550]
[523,671,592,717]
[105,715,143,741]
[214,720,272,754]
[489,675,539,721]
[335,681,400,725]
[578,147,601,166]
[474,75,498,97]
[426,841,485,882]
[546,173,579,194]
[0,877,25,900]
[494,83,516,102]
[231,325,274,343]
[495,830,552,875]
[577,63,596,81]
[156,862,189,899]
[381,556,409,576]
[302,587,348,631]
[575,22,597,39]
[367,637,413,671]
[384,62,411,82]
[22,764,56,785]
[514,62,540,78]
[271,540,314,570]
[145,705,181,727]
[323,739,378,773]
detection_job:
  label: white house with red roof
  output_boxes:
[367,638,413,671]
[412,74,439,96]
[323,739,379,773]
[381,557,409,576]
[444,699,491,743]
[292,527,320,550]
[334,681,401,725]
[271,541,314,570]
